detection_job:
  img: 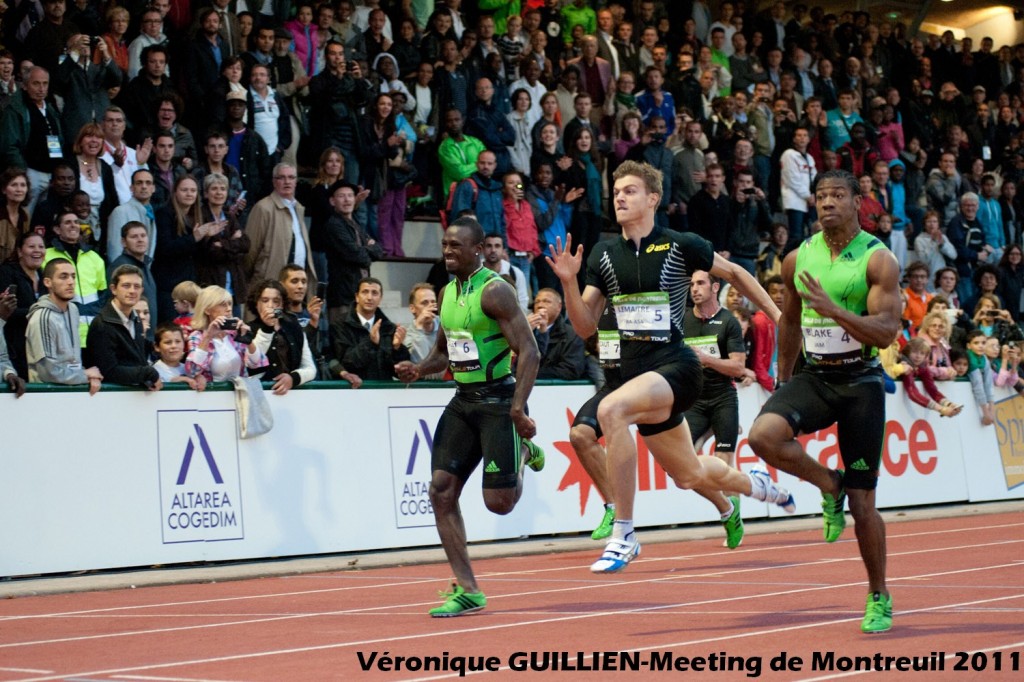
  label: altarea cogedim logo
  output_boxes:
[157,410,245,544]
[388,406,445,529]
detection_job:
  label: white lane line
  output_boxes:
[5,570,1023,682]
[3,521,1021,622]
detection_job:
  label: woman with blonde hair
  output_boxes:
[101,6,131,78]
[185,286,267,382]
[918,310,957,380]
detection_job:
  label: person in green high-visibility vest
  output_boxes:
[749,169,902,634]
[395,215,545,618]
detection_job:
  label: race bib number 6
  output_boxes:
[447,330,481,373]
[612,292,671,342]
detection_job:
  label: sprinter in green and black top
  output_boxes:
[748,170,903,634]
[394,217,543,618]
[547,160,793,576]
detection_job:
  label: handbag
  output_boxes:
[232,375,273,439]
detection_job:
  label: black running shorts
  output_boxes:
[760,370,885,490]
[684,389,740,452]
[572,384,613,439]
[432,380,524,489]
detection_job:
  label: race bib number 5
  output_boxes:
[612,292,671,342]
[447,330,481,373]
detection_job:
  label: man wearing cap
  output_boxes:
[268,26,311,169]
[224,89,272,202]
[323,180,381,323]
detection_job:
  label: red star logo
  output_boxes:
[554,407,601,516]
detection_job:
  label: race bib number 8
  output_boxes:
[612,292,671,342]
[447,330,481,373]
[685,335,721,358]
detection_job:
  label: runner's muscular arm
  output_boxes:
[483,280,540,439]
[797,248,902,350]
[710,253,781,324]
[395,288,450,381]
[776,250,805,383]
[699,351,748,378]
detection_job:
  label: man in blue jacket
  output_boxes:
[449,151,506,242]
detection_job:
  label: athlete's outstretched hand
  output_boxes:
[510,408,536,439]
[545,235,584,285]
[394,360,420,383]
[797,271,840,319]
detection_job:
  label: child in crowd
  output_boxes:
[986,337,1024,391]
[171,280,201,335]
[134,296,153,347]
[153,323,206,391]
[69,190,98,250]
[897,338,961,417]
[950,349,969,378]
[965,331,995,425]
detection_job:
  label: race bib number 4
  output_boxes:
[612,292,671,342]
[802,317,860,359]
[685,334,721,358]
[447,330,481,373]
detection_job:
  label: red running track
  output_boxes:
[1,510,1022,681]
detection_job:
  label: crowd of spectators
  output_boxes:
[2,1,1024,421]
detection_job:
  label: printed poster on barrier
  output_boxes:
[388,405,445,529]
[157,409,245,544]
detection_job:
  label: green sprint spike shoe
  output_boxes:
[429,583,487,617]
[861,592,893,633]
[591,505,615,540]
[524,439,545,472]
[723,496,744,549]
[822,470,847,543]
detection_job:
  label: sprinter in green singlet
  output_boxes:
[395,216,544,617]
[748,169,902,633]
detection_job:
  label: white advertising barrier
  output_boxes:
[0,381,1021,577]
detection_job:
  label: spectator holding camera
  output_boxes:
[185,285,267,382]
[249,279,315,395]
[971,294,1013,338]
[965,264,1003,321]
[85,264,161,389]
[403,282,446,380]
